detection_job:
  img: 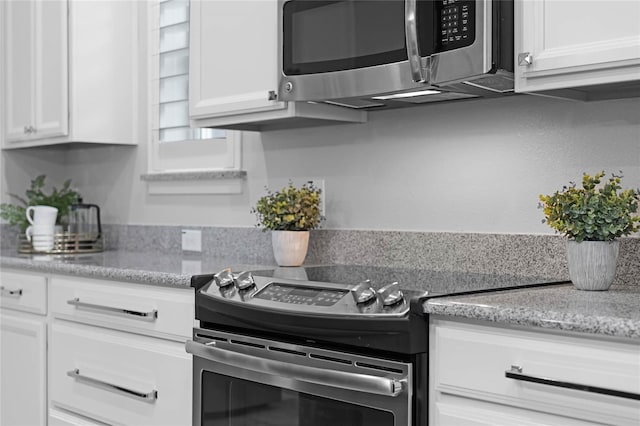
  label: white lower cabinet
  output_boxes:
[0,310,47,426]
[49,320,191,426]
[429,318,640,426]
[0,270,48,426]
[48,276,194,425]
[0,269,194,426]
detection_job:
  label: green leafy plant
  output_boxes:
[0,175,82,231]
[252,181,324,231]
[539,171,640,242]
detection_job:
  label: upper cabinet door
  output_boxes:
[3,0,68,143]
[34,0,68,139]
[4,0,35,141]
[2,0,138,149]
[189,0,285,119]
[515,0,640,99]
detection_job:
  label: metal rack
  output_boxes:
[18,233,103,255]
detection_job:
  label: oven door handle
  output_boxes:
[186,340,405,397]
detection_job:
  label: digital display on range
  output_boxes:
[255,283,347,306]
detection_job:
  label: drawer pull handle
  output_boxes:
[67,369,158,402]
[67,298,158,321]
[0,286,23,297]
[506,365,640,401]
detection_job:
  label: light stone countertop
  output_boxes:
[0,249,272,288]
[3,248,638,340]
[424,283,640,340]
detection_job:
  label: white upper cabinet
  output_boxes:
[2,0,139,149]
[188,0,365,132]
[4,0,68,142]
[515,0,640,100]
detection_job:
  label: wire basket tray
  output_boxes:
[18,233,104,255]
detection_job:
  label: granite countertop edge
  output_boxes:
[424,285,640,340]
[1,255,192,288]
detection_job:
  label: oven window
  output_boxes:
[283,1,407,75]
[201,372,394,426]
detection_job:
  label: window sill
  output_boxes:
[140,170,247,195]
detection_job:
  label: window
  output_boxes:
[148,0,241,175]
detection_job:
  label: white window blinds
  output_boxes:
[158,0,223,142]
[150,0,240,174]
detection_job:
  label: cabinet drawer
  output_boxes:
[50,276,193,341]
[49,408,107,426]
[50,320,191,426]
[0,270,47,315]
[431,319,640,426]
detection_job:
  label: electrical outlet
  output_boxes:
[181,229,202,252]
[307,179,326,217]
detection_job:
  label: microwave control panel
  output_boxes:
[437,0,475,51]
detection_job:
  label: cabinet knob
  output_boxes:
[268,90,278,101]
[518,52,533,66]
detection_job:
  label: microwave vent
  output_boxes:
[463,72,515,94]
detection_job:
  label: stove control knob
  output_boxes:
[213,268,235,288]
[234,271,256,290]
[378,282,404,306]
[351,280,376,304]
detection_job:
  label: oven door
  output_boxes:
[187,328,413,426]
[279,0,434,102]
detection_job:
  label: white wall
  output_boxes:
[3,94,638,234]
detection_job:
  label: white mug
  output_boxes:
[26,205,58,227]
[25,224,55,251]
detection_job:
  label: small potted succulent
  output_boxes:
[0,175,82,232]
[539,171,640,291]
[252,181,324,266]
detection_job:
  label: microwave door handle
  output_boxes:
[405,0,426,83]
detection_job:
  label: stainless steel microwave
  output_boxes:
[278,0,514,109]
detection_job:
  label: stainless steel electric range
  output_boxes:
[188,265,568,426]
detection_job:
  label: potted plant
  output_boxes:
[539,171,640,291]
[0,175,82,232]
[252,181,324,266]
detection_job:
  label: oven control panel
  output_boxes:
[200,269,429,317]
[255,282,348,306]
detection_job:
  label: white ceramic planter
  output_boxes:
[566,240,620,291]
[271,230,310,267]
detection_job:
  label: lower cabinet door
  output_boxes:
[50,320,191,426]
[434,393,610,426]
[0,310,47,426]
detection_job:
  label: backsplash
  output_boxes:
[2,224,637,285]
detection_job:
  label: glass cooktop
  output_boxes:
[249,265,569,298]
